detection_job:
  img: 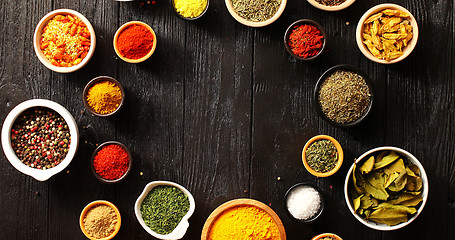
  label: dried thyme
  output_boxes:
[305,140,338,173]
[315,0,346,6]
[318,70,371,124]
[140,185,190,235]
[232,0,281,22]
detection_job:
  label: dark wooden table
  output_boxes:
[0,0,454,239]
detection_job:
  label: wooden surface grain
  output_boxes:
[0,0,453,239]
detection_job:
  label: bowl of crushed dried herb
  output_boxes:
[113,21,157,63]
[302,135,343,177]
[306,0,355,11]
[314,65,373,127]
[135,181,195,239]
[91,141,132,183]
[284,19,327,61]
[80,200,121,240]
[356,3,418,64]
[344,147,429,231]
[225,0,287,27]
[33,9,96,73]
[312,233,343,240]
[83,76,125,117]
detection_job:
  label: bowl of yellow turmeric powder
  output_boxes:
[83,76,125,117]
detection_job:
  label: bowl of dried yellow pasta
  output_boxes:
[356,4,418,64]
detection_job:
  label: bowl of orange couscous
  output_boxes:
[33,9,96,73]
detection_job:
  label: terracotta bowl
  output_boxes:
[302,135,343,177]
[79,200,121,240]
[113,21,157,63]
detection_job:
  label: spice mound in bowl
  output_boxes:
[284,19,326,61]
[114,21,157,63]
[356,4,418,64]
[83,76,125,117]
[171,0,209,20]
[135,181,196,239]
[344,147,429,231]
[285,183,324,223]
[306,0,356,11]
[225,0,287,27]
[314,65,373,127]
[302,135,343,177]
[91,141,131,183]
[80,200,121,240]
[312,233,343,240]
[33,9,96,73]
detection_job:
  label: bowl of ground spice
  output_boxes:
[1,99,79,181]
[284,183,325,223]
[83,76,125,117]
[306,0,356,11]
[80,200,121,240]
[314,65,373,127]
[114,21,157,63]
[284,19,327,61]
[135,181,195,239]
[91,141,131,183]
[302,135,343,177]
[33,9,96,73]
[201,198,286,239]
[171,0,209,20]
[225,0,287,27]
[312,233,343,240]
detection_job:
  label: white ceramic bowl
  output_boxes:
[1,99,79,181]
[225,0,287,27]
[356,3,418,64]
[135,181,195,239]
[344,146,428,231]
[33,9,96,73]
[307,0,356,11]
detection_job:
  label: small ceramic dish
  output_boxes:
[284,19,327,61]
[356,3,419,64]
[113,21,157,63]
[1,99,79,181]
[302,135,343,177]
[170,0,209,20]
[284,183,324,223]
[82,76,125,117]
[135,181,196,239]
[225,0,287,27]
[91,141,132,183]
[312,233,343,240]
[344,146,429,231]
[201,198,286,239]
[80,200,121,240]
[314,64,374,127]
[307,0,355,11]
[33,9,96,73]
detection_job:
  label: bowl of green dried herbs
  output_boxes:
[314,65,373,127]
[225,0,287,27]
[344,147,428,231]
[302,135,343,177]
[134,181,195,239]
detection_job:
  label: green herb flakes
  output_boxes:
[140,185,190,235]
[305,140,338,173]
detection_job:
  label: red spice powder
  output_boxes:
[117,24,154,59]
[93,144,129,180]
[288,24,324,59]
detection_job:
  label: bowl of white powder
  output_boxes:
[284,183,324,223]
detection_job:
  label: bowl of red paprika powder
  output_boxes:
[113,21,157,63]
[91,141,132,183]
[284,19,327,61]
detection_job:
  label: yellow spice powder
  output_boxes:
[208,205,280,240]
[174,0,207,18]
[83,205,118,239]
[86,81,122,115]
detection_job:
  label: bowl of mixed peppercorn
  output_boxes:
[302,135,343,177]
[284,19,327,61]
[1,99,79,181]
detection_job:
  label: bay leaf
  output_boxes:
[359,156,375,174]
[373,151,400,170]
[366,208,408,226]
[353,164,366,194]
[360,194,378,209]
[353,194,363,212]
[400,195,423,207]
[406,166,417,177]
[408,164,420,175]
[384,158,405,188]
[375,202,417,214]
[388,193,417,204]
[364,171,389,200]
[388,170,407,192]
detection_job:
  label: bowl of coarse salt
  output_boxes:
[284,183,324,223]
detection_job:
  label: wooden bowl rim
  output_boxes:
[201,198,286,240]
[302,135,344,177]
[79,200,122,240]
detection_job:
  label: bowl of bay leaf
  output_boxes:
[344,146,428,231]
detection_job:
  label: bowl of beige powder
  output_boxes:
[80,200,121,240]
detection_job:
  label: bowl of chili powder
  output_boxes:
[284,19,326,61]
[91,141,132,183]
[113,21,157,63]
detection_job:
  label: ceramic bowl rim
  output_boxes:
[170,0,210,20]
[284,183,325,223]
[224,0,287,27]
[113,21,157,63]
[82,76,125,117]
[284,19,327,61]
[90,141,132,183]
[302,135,344,177]
[306,0,356,11]
[79,200,122,240]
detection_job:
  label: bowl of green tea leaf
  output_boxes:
[344,147,428,231]
[225,0,287,27]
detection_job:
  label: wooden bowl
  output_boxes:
[312,233,343,240]
[113,21,157,63]
[306,0,355,11]
[302,135,343,177]
[79,200,121,240]
[201,199,286,239]
[224,0,287,27]
[82,76,125,117]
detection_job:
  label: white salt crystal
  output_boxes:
[286,185,321,220]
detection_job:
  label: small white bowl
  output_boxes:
[134,181,195,239]
[1,99,79,181]
[344,146,428,231]
[356,3,418,64]
[33,9,96,73]
[307,0,356,11]
[225,0,287,27]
